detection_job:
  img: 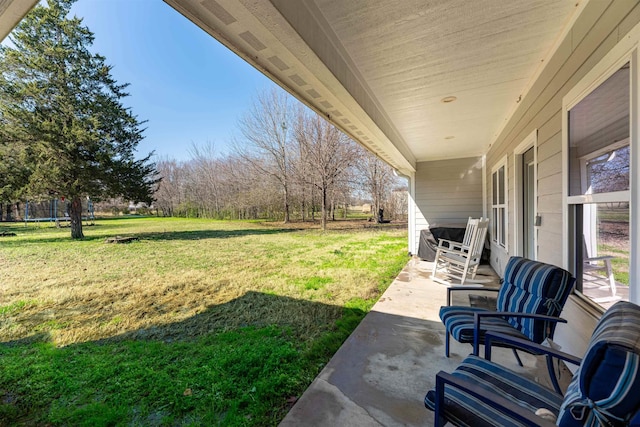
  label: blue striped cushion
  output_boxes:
[558,301,640,427]
[424,355,563,427]
[497,257,574,343]
[440,305,531,344]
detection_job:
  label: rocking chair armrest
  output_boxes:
[473,312,567,356]
[437,239,468,251]
[446,286,499,306]
[584,255,615,262]
[483,331,582,366]
[434,371,556,427]
[437,238,461,247]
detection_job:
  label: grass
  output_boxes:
[0,216,408,426]
[599,243,630,286]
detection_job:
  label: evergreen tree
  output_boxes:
[0,0,157,238]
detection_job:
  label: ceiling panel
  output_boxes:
[313,0,579,161]
[166,0,582,170]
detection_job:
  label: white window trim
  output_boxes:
[513,129,538,259]
[562,23,640,305]
[568,191,631,205]
[491,156,508,251]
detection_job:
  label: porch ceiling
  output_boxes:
[166,0,581,174]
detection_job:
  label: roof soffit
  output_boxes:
[166,0,582,168]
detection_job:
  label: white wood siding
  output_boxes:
[484,0,640,356]
[412,157,483,254]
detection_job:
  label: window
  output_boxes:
[566,63,630,307]
[491,160,507,249]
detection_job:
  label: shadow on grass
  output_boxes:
[134,227,300,241]
[102,290,355,343]
[0,292,366,426]
[0,224,301,246]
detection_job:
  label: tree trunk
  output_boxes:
[321,187,327,230]
[301,186,306,222]
[70,196,84,239]
[283,185,290,223]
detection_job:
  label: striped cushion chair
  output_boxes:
[440,257,575,359]
[425,301,640,427]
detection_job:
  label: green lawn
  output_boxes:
[0,217,408,426]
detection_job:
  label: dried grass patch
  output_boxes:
[0,217,407,347]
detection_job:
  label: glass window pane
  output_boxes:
[498,166,505,205]
[499,208,505,246]
[578,202,629,308]
[492,207,498,241]
[568,63,629,197]
[585,145,630,194]
[492,172,497,204]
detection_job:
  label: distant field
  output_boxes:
[0,217,407,426]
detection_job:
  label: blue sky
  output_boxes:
[70,0,275,161]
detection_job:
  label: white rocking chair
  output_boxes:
[431,218,489,286]
[582,238,619,302]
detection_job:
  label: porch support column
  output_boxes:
[630,49,639,304]
[408,171,417,255]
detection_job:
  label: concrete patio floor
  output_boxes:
[281,258,565,426]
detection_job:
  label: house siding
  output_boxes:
[484,0,640,356]
[412,157,483,254]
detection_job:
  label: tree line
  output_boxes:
[154,90,407,229]
[0,0,406,237]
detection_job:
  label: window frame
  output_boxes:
[562,38,639,307]
[491,157,508,250]
[513,130,538,259]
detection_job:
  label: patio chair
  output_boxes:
[425,300,640,426]
[439,257,575,363]
[582,238,618,300]
[431,217,489,285]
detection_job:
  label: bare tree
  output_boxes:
[355,146,396,222]
[218,154,270,220]
[388,187,409,221]
[235,88,294,223]
[152,91,407,226]
[295,112,359,230]
[589,145,629,194]
[155,158,185,217]
[188,142,224,218]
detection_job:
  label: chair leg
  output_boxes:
[435,375,447,427]
[546,354,563,395]
[512,348,523,367]
[432,250,440,277]
[445,331,450,357]
[460,263,469,285]
[605,259,616,296]
[473,333,479,356]
[469,264,479,279]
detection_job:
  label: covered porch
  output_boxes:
[281,259,564,426]
[158,0,640,365]
[0,0,638,424]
